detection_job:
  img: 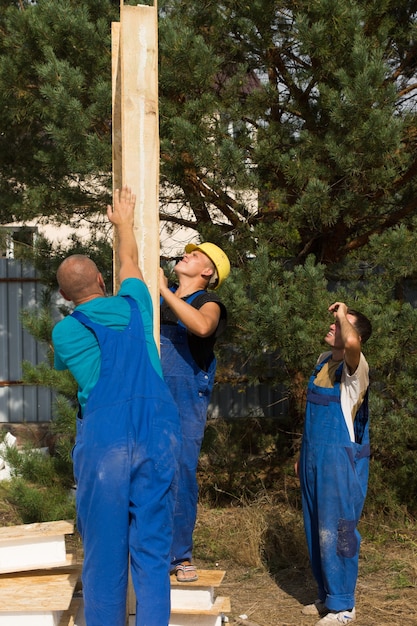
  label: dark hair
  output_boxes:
[347,308,372,344]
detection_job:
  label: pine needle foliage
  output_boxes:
[2,0,417,517]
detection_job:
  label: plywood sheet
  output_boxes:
[170,569,226,587]
[0,520,73,542]
[0,569,79,612]
[171,595,231,616]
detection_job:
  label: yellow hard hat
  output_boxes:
[184,242,230,289]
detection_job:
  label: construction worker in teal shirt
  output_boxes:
[53,187,181,626]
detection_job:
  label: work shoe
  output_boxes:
[315,607,356,625]
[301,600,327,616]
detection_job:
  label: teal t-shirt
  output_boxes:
[52,278,162,413]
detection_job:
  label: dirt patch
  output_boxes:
[193,549,416,626]
[193,505,417,626]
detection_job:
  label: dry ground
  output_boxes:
[1,481,416,626]
[193,504,417,626]
[195,553,417,626]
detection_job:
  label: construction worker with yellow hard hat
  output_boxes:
[184,242,231,289]
[159,241,230,582]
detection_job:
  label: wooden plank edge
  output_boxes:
[0,570,80,612]
[58,596,82,626]
[170,596,231,615]
[0,520,74,541]
[170,570,226,587]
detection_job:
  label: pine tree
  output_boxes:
[2,0,417,512]
[157,0,417,511]
[0,0,118,223]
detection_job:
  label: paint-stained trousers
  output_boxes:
[299,359,370,612]
[72,298,181,626]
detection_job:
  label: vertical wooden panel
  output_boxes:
[112,3,160,347]
[111,21,122,289]
[112,21,122,193]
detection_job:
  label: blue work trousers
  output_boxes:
[72,298,181,626]
[160,323,216,566]
[299,359,369,612]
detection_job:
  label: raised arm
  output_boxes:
[328,302,362,374]
[107,186,143,283]
[159,268,220,337]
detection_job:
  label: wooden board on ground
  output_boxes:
[170,569,226,587]
[0,520,74,542]
[0,520,74,574]
[170,570,228,611]
[0,569,80,612]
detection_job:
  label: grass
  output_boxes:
[192,498,417,625]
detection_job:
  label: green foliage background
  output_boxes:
[1,0,417,520]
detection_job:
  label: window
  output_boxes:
[0,227,38,258]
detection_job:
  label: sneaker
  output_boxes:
[315,608,356,625]
[301,600,327,616]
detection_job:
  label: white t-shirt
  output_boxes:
[314,351,369,442]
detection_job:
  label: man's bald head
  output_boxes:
[57,255,105,304]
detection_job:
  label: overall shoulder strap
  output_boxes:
[160,289,208,329]
[313,353,332,376]
[160,286,176,306]
[313,354,344,382]
[184,290,207,306]
[71,309,92,327]
[178,290,207,328]
[121,294,137,310]
[70,309,104,342]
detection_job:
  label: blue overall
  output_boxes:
[71,297,181,626]
[299,356,370,612]
[160,291,216,566]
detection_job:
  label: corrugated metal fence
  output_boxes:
[209,380,287,420]
[0,259,55,423]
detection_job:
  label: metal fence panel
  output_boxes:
[209,382,288,420]
[0,259,55,423]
